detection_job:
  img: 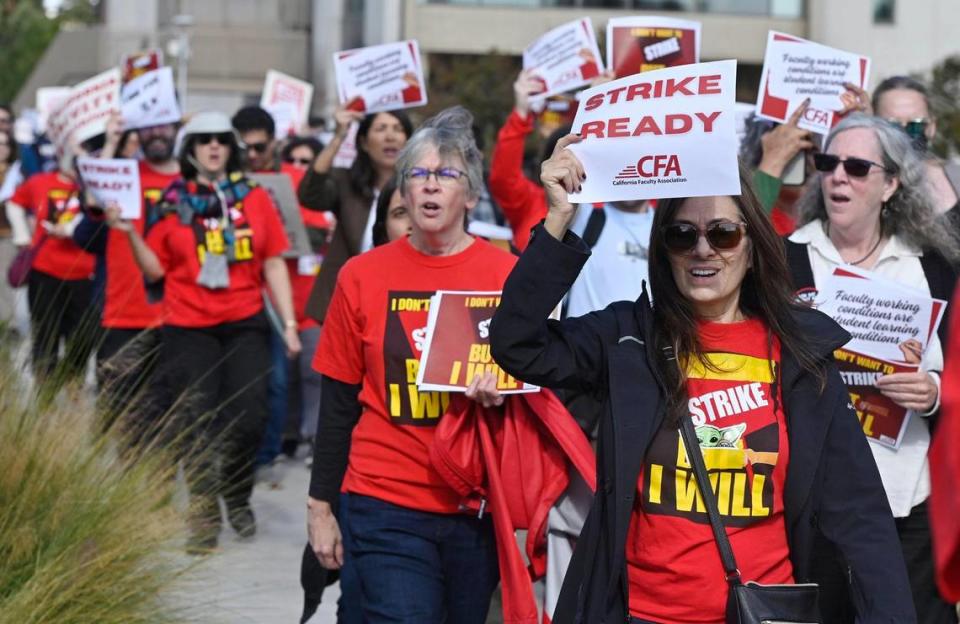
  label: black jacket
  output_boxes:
[490,224,915,624]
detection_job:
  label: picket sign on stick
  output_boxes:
[606,16,700,79]
[333,41,427,114]
[523,18,605,101]
[260,70,314,138]
[567,59,741,204]
[755,31,871,134]
[76,157,142,220]
[121,67,181,130]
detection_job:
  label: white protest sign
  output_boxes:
[121,67,181,130]
[816,265,946,363]
[606,16,701,78]
[47,68,122,147]
[77,157,142,220]
[260,70,314,138]
[523,18,605,101]
[333,41,427,114]
[567,60,740,204]
[756,31,871,134]
[35,87,71,133]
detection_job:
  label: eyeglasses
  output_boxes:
[887,117,929,140]
[285,157,313,166]
[405,167,468,186]
[662,221,747,253]
[195,133,233,146]
[245,141,270,153]
[813,153,891,177]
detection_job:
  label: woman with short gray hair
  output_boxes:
[306,106,517,623]
[788,112,959,623]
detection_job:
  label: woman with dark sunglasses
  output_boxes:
[789,113,960,623]
[489,132,915,623]
[107,111,300,553]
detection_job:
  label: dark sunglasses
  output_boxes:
[245,141,270,153]
[195,132,233,146]
[887,117,928,140]
[813,153,890,177]
[662,221,747,253]
[285,157,312,166]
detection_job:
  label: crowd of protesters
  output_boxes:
[1,40,960,624]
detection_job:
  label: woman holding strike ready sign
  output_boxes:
[489,128,914,622]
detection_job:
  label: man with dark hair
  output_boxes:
[232,105,278,172]
[873,75,960,215]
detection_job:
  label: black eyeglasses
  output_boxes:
[662,221,747,253]
[195,133,233,146]
[405,167,468,186]
[813,153,891,177]
[285,157,313,166]
[245,141,270,154]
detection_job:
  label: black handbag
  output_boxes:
[678,413,822,624]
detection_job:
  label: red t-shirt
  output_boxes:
[145,184,289,328]
[627,319,793,623]
[11,172,94,280]
[313,236,517,513]
[102,161,178,328]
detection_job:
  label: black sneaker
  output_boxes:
[185,531,218,556]
[228,506,256,539]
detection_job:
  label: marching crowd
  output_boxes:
[1,45,959,624]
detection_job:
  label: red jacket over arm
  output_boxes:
[488,111,548,251]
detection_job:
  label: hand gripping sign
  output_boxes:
[523,18,605,101]
[76,157,142,219]
[333,41,427,114]
[755,31,871,134]
[567,59,741,204]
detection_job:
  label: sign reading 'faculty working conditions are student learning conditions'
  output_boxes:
[567,59,740,204]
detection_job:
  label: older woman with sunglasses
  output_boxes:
[490,130,914,622]
[789,113,960,623]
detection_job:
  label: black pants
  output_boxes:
[96,327,164,444]
[896,501,958,624]
[27,268,98,381]
[160,314,270,533]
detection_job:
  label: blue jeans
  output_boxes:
[255,326,288,466]
[339,493,499,623]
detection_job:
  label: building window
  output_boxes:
[874,0,895,23]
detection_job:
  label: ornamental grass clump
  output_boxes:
[0,349,192,623]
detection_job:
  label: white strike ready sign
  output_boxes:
[755,31,871,134]
[47,68,122,147]
[523,18,605,101]
[567,59,740,204]
[333,41,427,114]
[121,67,181,130]
[260,70,314,138]
[77,157,142,220]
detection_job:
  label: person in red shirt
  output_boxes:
[74,117,180,429]
[7,148,96,381]
[107,111,301,553]
[306,107,513,623]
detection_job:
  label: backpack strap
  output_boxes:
[784,238,816,294]
[581,206,607,249]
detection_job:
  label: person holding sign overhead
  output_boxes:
[489,129,914,621]
[306,107,515,624]
[106,111,300,553]
[788,113,960,623]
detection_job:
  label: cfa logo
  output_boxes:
[616,154,682,179]
[477,318,492,339]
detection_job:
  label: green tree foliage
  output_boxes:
[927,55,960,158]
[0,0,101,104]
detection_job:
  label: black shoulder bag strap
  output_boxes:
[581,206,607,249]
[784,238,816,292]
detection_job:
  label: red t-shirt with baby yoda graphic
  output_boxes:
[627,318,794,624]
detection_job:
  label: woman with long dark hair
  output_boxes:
[489,133,915,622]
[297,101,413,324]
[108,111,300,553]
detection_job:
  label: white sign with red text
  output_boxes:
[77,157,142,219]
[261,70,314,137]
[333,41,427,114]
[755,31,871,134]
[35,87,71,133]
[47,68,122,147]
[567,60,740,204]
[121,67,181,130]
[523,18,605,101]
